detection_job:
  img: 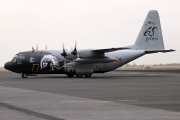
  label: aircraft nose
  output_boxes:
[4,62,13,71]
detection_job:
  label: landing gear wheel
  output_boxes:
[84,74,92,78]
[76,75,83,78]
[67,73,74,78]
[21,73,28,78]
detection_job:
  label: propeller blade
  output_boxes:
[60,43,67,68]
[61,43,67,57]
[71,41,77,56]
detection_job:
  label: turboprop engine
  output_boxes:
[77,49,98,58]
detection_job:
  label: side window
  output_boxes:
[12,53,26,62]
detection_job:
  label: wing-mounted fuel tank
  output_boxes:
[75,57,117,63]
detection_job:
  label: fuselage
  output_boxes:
[4,49,145,76]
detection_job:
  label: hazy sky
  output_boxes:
[0,0,179,67]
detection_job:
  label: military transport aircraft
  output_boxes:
[4,10,175,78]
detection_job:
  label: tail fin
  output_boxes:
[132,10,164,50]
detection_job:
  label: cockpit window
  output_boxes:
[19,54,25,59]
[14,54,26,59]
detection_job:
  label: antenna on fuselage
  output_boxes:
[45,44,47,50]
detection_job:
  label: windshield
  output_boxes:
[13,53,26,59]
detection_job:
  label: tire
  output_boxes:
[67,73,74,78]
[84,74,92,78]
[21,73,28,78]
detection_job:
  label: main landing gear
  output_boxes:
[67,74,92,78]
[21,73,92,78]
[84,74,92,78]
[66,73,74,78]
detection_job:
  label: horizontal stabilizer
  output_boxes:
[145,49,175,54]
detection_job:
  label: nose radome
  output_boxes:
[4,62,13,71]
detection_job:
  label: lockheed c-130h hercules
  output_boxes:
[4,10,175,78]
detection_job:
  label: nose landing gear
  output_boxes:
[21,73,28,78]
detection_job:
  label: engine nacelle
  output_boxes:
[77,49,97,58]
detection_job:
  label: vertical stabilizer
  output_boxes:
[132,10,164,50]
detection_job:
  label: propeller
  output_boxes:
[61,43,67,68]
[61,43,67,57]
[71,41,77,57]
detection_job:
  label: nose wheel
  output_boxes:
[21,73,28,78]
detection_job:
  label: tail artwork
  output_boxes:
[130,10,174,53]
[134,10,164,50]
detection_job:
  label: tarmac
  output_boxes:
[0,70,180,120]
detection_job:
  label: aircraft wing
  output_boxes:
[92,47,129,54]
